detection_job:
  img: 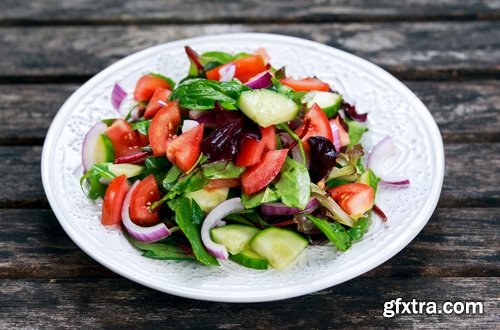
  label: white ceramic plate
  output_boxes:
[41,33,444,302]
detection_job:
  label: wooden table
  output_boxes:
[1,1,499,328]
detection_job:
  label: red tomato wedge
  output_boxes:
[205,55,267,83]
[330,116,350,148]
[134,75,171,102]
[149,101,181,157]
[328,183,374,216]
[166,123,204,173]
[101,175,129,226]
[295,103,333,152]
[144,87,171,119]
[106,119,144,158]
[280,77,330,92]
[236,126,276,167]
[241,149,288,195]
[129,175,161,226]
[205,178,241,191]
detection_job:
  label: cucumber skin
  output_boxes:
[304,92,342,118]
[230,248,269,270]
[249,227,308,270]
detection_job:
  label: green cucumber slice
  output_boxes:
[211,224,260,255]
[249,227,308,270]
[107,163,145,178]
[184,187,229,213]
[303,91,342,118]
[230,247,268,270]
[237,89,299,127]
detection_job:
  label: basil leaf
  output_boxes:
[168,197,219,266]
[348,217,370,241]
[241,187,279,209]
[126,234,195,261]
[131,120,152,136]
[273,157,311,210]
[306,215,352,251]
[202,161,245,179]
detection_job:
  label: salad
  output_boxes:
[80,46,409,270]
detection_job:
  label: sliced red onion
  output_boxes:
[184,46,204,73]
[261,198,319,216]
[330,120,341,152]
[379,179,411,187]
[201,197,245,260]
[189,110,205,120]
[182,120,200,133]
[245,71,272,89]
[158,100,168,107]
[219,63,236,82]
[82,122,108,173]
[111,83,127,110]
[114,151,150,164]
[122,180,171,243]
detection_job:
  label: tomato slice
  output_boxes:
[129,174,161,226]
[280,77,330,92]
[328,183,374,216]
[149,101,181,157]
[205,55,267,83]
[295,103,333,152]
[144,87,171,119]
[330,116,350,148]
[106,119,144,158]
[205,178,241,191]
[236,126,276,167]
[134,75,171,102]
[101,175,129,226]
[166,123,204,173]
[241,149,288,195]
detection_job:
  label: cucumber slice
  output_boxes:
[303,91,342,118]
[230,247,268,270]
[107,163,145,178]
[211,224,260,255]
[184,187,229,213]
[250,227,308,270]
[237,89,299,127]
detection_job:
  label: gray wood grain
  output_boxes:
[1,144,498,207]
[1,0,499,24]
[1,23,499,81]
[0,278,497,329]
[1,81,499,144]
[0,208,497,279]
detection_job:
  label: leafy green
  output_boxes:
[348,217,370,241]
[202,161,245,179]
[149,73,176,90]
[200,51,234,65]
[273,158,311,210]
[168,197,219,266]
[310,183,356,227]
[170,79,250,110]
[131,120,152,136]
[139,156,171,180]
[306,215,352,251]
[80,163,116,200]
[345,118,368,146]
[126,234,195,261]
[271,77,305,105]
[241,187,279,209]
[277,122,306,167]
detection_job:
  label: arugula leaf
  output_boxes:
[131,120,152,136]
[126,234,195,261]
[241,187,279,209]
[345,118,368,146]
[79,163,116,200]
[306,215,352,251]
[273,157,311,210]
[202,161,245,179]
[168,197,219,266]
[348,217,370,241]
[170,79,250,110]
[149,73,176,90]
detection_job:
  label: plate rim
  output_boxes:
[41,32,445,302]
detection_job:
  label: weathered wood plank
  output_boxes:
[2,81,499,144]
[0,208,497,279]
[0,278,497,328]
[1,23,499,80]
[1,0,499,24]
[1,144,498,207]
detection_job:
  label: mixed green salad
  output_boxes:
[81,46,407,270]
